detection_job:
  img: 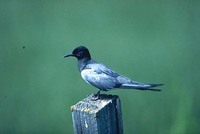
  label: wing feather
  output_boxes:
[81,68,118,91]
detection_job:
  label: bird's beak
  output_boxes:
[64,54,74,58]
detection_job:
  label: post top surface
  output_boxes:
[70,94,119,113]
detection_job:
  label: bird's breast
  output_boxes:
[81,69,98,84]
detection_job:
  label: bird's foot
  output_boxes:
[91,94,99,101]
[90,90,100,101]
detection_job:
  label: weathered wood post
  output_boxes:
[70,94,123,134]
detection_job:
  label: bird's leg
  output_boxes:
[96,90,100,97]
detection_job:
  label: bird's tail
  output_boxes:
[120,83,163,91]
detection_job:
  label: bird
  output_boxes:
[64,46,163,98]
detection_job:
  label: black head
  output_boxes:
[64,46,91,60]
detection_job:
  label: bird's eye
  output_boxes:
[77,52,83,56]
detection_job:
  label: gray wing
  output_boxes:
[81,62,120,91]
[83,62,146,90]
[89,63,162,91]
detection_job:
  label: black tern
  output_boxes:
[64,46,163,97]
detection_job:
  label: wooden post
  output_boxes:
[70,94,123,134]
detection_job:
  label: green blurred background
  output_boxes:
[0,0,200,134]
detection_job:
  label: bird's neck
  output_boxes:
[77,57,90,72]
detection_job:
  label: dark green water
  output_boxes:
[0,1,200,134]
